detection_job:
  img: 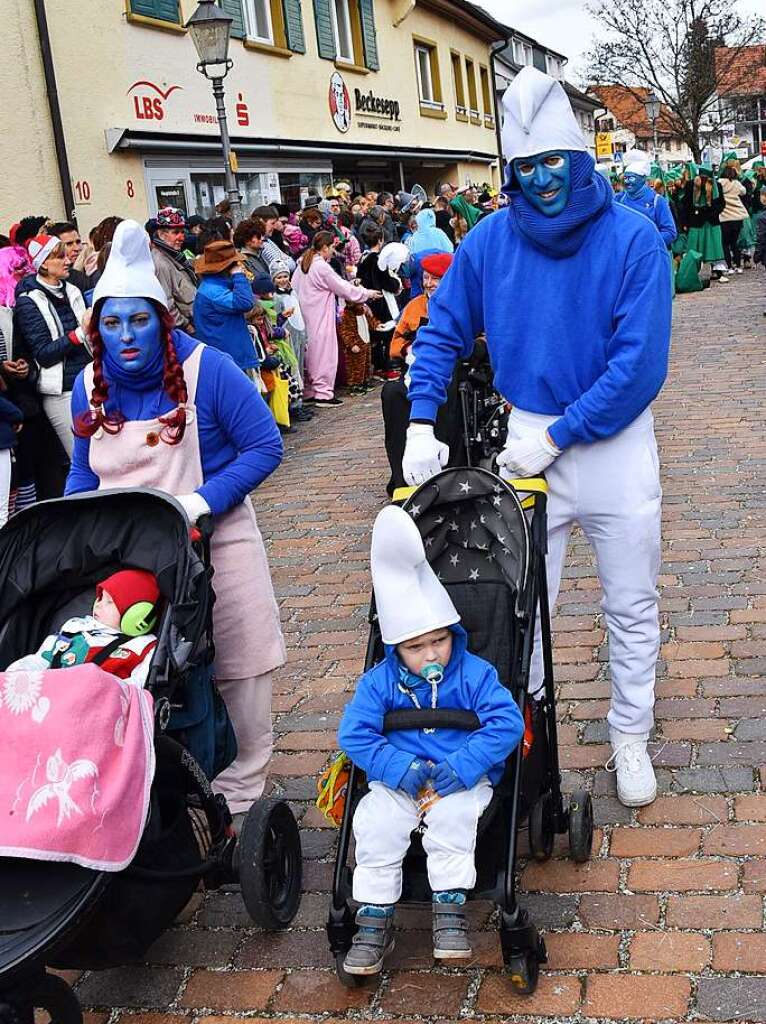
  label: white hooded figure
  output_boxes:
[400,65,672,810]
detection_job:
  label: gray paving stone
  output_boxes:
[77,967,183,1009]
[697,977,766,1021]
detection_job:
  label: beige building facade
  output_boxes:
[2,0,507,233]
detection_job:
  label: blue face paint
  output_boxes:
[99,298,163,376]
[512,150,571,217]
[622,172,647,199]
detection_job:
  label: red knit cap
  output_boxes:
[96,570,160,617]
[421,253,453,278]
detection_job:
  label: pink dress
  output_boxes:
[291,256,375,400]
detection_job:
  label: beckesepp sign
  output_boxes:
[328,73,402,133]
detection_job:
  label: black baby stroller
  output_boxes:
[0,489,302,1024]
[327,467,594,995]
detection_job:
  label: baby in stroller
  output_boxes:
[7,568,159,687]
[337,506,524,975]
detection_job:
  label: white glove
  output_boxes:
[402,423,449,486]
[496,429,561,478]
[175,492,212,524]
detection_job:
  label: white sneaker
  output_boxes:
[606,730,657,807]
[736,267,744,274]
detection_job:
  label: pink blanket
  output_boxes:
[0,664,155,871]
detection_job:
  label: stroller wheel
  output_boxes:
[2,974,83,1024]
[335,953,368,988]
[506,950,541,995]
[568,791,594,863]
[528,792,555,862]
[238,798,302,930]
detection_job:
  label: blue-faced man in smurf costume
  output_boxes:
[401,66,673,810]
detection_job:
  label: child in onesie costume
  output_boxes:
[8,569,160,687]
[338,506,523,976]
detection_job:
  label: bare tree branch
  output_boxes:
[584,0,765,160]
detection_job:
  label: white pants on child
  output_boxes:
[352,778,493,905]
[517,406,662,735]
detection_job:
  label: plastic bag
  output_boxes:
[270,372,291,427]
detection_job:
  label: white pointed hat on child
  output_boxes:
[622,149,652,177]
[501,66,587,163]
[92,219,169,309]
[371,505,460,646]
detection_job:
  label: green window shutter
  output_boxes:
[313,0,336,60]
[358,0,379,71]
[282,0,306,53]
[129,0,180,22]
[219,0,245,39]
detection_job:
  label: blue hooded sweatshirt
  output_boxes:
[337,625,524,790]
[615,185,678,248]
[407,153,672,450]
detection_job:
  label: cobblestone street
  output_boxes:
[76,271,766,1022]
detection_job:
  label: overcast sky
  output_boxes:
[476,0,764,85]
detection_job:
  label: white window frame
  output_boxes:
[330,0,355,64]
[243,0,274,44]
[546,54,560,78]
[416,44,436,105]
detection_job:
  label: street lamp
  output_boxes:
[186,0,243,225]
[643,90,661,161]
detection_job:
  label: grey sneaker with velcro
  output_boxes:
[343,905,395,975]
[432,893,471,959]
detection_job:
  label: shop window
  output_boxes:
[235,0,306,53]
[314,0,379,71]
[465,57,479,122]
[479,64,493,127]
[414,40,444,116]
[126,0,183,30]
[451,51,467,119]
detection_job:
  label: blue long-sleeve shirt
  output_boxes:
[192,271,256,370]
[615,186,678,247]
[338,626,523,790]
[66,332,282,516]
[408,203,672,450]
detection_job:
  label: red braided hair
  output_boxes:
[74,300,188,446]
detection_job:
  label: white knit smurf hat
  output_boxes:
[371,505,460,646]
[623,149,652,176]
[501,66,586,162]
[92,220,168,309]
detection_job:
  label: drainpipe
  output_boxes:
[33,0,75,220]
[489,38,508,187]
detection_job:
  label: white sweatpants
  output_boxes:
[42,393,74,458]
[212,672,273,813]
[516,407,662,735]
[352,778,493,905]
[0,449,11,528]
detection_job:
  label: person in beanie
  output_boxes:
[271,260,311,421]
[338,506,523,975]
[150,207,197,333]
[192,240,255,373]
[66,220,285,820]
[402,66,672,808]
[13,234,90,459]
[8,568,160,687]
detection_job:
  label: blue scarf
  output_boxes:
[504,151,613,259]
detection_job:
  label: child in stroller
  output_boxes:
[7,569,160,686]
[338,506,524,975]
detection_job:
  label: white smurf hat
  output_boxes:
[623,149,652,176]
[92,219,169,309]
[501,66,586,163]
[371,505,460,646]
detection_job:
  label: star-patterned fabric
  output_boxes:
[405,469,529,596]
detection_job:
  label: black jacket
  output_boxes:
[681,185,725,229]
[13,276,91,393]
[357,251,401,328]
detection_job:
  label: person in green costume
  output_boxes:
[681,163,728,282]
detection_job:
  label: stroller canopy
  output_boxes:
[405,468,530,598]
[0,489,207,672]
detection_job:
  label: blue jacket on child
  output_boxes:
[338,625,523,790]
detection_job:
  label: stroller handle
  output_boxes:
[393,476,548,507]
[383,709,480,733]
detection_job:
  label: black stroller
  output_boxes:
[0,489,302,1024]
[327,467,594,995]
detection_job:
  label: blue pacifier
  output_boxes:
[421,663,444,685]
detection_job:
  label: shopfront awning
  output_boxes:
[105,128,499,165]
